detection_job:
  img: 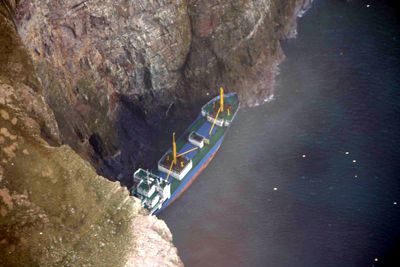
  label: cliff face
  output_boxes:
[16,0,192,164]
[0,3,182,266]
[16,0,311,185]
[184,0,310,104]
[1,0,311,266]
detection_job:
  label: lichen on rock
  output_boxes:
[1,2,182,266]
[14,0,312,185]
[1,0,313,265]
[16,0,192,160]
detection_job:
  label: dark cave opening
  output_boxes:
[89,133,104,158]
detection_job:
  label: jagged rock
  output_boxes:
[183,0,313,105]
[1,0,312,265]
[16,0,312,165]
[0,3,182,266]
[16,0,191,159]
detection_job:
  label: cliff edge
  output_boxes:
[1,0,312,265]
[15,0,312,185]
[0,2,182,266]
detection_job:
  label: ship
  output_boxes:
[130,88,240,215]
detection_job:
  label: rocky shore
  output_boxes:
[1,0,311,266]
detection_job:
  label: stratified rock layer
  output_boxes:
[0,3,182,266]
[16,0,311,160]
[1,0,312,265]
[17,0,192,160]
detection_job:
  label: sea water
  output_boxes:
[161,1,400,266]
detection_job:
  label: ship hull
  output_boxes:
[132,92,239,215]
[153,135,224,215]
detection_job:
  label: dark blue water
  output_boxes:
[161,1,400,266]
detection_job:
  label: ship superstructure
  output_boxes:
[132,169,171,214]
[131,88,239,215]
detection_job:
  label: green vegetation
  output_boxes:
[0,107,136,266]
[0,7,136,266]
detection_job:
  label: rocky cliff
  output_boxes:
[1,0,311,266]
[0,2,182,266]
[15,0,311,185]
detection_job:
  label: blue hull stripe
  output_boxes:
[154,135,225,215]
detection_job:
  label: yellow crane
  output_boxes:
[177,147,198,157]
[172,132,177,165]
[209,87,225,136]
[220,87,224,112]
[209,107,221,136]
[166,132,177,181]
[167,87,226,178]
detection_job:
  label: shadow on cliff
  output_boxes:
[94,93,208,189]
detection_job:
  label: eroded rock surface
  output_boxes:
[16,0,192,161]
[184,0,312,105]
[16,0,312,185]
[0,3,182,266]
[1,0,312,265]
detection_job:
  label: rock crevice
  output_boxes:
[1,0,312,266]
[0,2,182,266]
[15,0,312,185]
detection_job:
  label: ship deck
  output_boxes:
[156,115,227,193]
[164,94,238,194]
[202,93,240,121]
[153,94,237,194]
